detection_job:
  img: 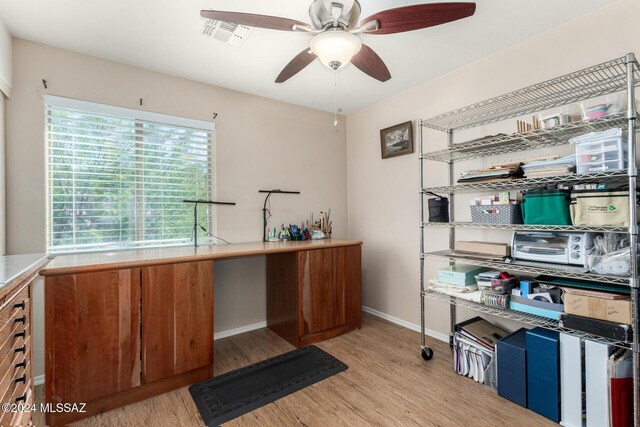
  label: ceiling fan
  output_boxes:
[201,1,476,83]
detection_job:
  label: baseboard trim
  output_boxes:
[35,321,269,386]
[214,321,268,340]
[362,306,449,343]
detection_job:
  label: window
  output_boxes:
[46,96,215,253]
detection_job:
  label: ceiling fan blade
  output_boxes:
[275,49,317,83]
[200,10,309,31]
[360,2,476,35]
[351,44,391,82]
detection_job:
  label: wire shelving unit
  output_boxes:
[418,53,640,425]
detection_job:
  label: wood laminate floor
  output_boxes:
[33,314,556,427]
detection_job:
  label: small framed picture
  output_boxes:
[380,121,413,159]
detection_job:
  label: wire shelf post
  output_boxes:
[419,121,427,355]
[624,52,639,427]
[447,129,456,344]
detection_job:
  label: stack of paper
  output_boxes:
[428,279,476,293]
[427,280,483,303]
[458,162,523,183]
[522,154,576,178]
[453,333,493,384]
[455,316,508,351]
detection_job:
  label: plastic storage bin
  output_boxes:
[570,128,628,174]
[476,275,517,295]
[470,204,523,225]
[580,95,625,121]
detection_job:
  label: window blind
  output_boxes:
[45,96,215,253]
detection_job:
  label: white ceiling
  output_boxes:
[0,0,617,113]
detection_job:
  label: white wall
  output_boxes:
[0,17,11,97]
[0,17,9,255]
[346,0,640,339]
[6,39,347,379]
[0,93,5,256]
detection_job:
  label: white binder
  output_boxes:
[560,333,583,427]
[585,340,610,427]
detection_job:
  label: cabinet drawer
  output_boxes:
[0,320,28,361]
[0,286,29,322]
[0,320,28,358]
[13,358,31,402]
[0,329,29,398]
[1,380,33,427]
[0,294,29,347]
[0,340,30,405]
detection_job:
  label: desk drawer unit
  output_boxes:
[0,282,33,427]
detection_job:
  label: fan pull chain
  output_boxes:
[333,70,341,127]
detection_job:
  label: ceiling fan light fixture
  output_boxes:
[310,29,361,70]
[206,1,477,83]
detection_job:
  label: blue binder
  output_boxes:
[526,327,560,422]
[496,328,528,407]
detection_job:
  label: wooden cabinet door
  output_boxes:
[299,248,344,335]
[45,269,141,404]
[141,261,213,384]
[333,245,362,327]
[298,246,362,339]
[266,253,299,347]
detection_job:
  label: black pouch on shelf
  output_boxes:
[425,192,449,222]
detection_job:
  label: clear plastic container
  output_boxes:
[537,112,570,129]
[580,93,625,120]
[570,128,628,174]
[475,275,517,295]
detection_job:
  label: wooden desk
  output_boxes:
[40,239,362,425]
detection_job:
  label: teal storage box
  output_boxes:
[521,190,572,225]
[509,300,561,320]
[437,265,489,286]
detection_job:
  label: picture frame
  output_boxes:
[380,121,413,159]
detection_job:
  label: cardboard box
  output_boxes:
[563,293,631,325]
[455,240,511,257]
[436,265,489,286]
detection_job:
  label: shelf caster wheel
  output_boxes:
[421,347,434,361]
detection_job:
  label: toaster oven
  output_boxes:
[511,232,599,267]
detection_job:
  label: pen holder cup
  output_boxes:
[427,194,449,223]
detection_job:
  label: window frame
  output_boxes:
[45,95,216,254]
